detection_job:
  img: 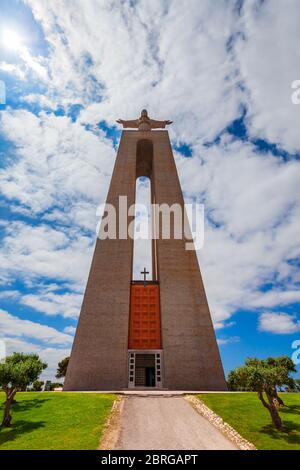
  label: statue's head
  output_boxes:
[141,109,148,117]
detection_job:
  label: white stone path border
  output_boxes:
[99,397,124,450]
[185,395,256,451]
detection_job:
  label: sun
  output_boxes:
[2,29,23,50]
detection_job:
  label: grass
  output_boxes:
[0,392,117,450]
[197,392,300,450]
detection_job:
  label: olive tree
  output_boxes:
[228,356,296,430]
[0,353,47,427]
[261,357,296,406]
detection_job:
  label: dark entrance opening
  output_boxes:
[135,354,156,387]
[145,367,155,386]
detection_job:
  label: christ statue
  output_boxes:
[117,109,172,131]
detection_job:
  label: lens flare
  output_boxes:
[2,29,23,50]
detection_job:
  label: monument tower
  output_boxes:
[64,110,226,391]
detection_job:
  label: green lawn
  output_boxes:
[197,392,300,450]
[0,392,116,450]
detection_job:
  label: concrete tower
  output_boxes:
[64,110,227,391]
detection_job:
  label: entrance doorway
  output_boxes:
[128,350,163,388]
[135,354,155,387]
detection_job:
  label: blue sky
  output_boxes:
[0,0,300,380]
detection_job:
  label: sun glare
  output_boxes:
[2,29,23,50]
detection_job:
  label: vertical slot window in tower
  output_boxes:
[132,176,152,281]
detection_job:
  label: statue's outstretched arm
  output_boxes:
[149,119,173,129]
[116,119,139,128]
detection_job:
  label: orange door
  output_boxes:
[128,283,161,349]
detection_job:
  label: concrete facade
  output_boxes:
[64,129,227,391]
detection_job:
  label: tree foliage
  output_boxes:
[56,356,69,379]
[0,353,47,427]
[32,380,44,392]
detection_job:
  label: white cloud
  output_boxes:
[23,93,57,109]
[21,291,82,318]
[214,321,236,331]
[0,290,20,299]
[217,336,240,346]
[22,0,300,153]
[0,109,115,215]
[174,136,300,324]
[0,62,26,80]
[64,326,76,335]
[0,221,93,288]
[19,46,49,81]
[18,0,300,151]
[0,309,73,345]
[24,0,241,142]
[249,290,300,308]
[236,0,300,153]
[259,312,300,335]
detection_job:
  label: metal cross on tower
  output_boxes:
[141,267,149,287]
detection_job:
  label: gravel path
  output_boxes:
[115,396,238,450]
